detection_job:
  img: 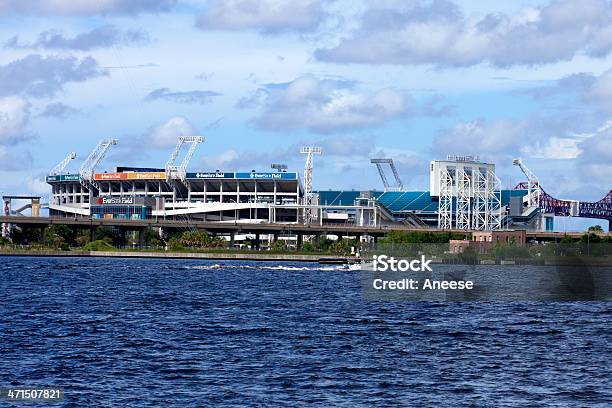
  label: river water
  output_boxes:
[0,257,610,407]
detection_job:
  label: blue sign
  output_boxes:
[186,172,235,179]
[235,172,297,180]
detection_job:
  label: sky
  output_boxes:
[0,0,611,231]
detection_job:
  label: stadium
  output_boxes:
[43,137,611,233]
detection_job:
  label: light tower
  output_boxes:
[370,158,403,191]
[50,152,76,175]
[166,136,204,182]
[300,146,321,224]
[79,139,118,187]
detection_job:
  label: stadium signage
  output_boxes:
[184,172,298,180]
[187,172,234,179]
[93,172,166,181]
[97,196,135,205]
[236,172,297,180]
[46,174,80,182]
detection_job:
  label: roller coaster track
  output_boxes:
[514,182,612,220]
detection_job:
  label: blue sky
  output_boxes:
[0,0,611,231]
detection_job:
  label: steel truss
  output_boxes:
[79,139,118,187]
[300,146,321,224]
[438,167,453,230]
[166,136,204,182]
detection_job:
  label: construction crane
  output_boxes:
[371,158,403,191]
[79,139,118,186]
[49,152,76,175]
[166,136,204,182]
[300,146,321,224]
[512,158,540,208]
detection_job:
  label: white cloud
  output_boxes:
[432,119,528,160]
[316,0,612,67]
[26,175,49,194]
[0,146,32,170]
[0,97,31,145]
[196,0,327,33]
[585,68,612,112]
[149,116,197,148]
[0,54,106,98]
[0,0,176,15]
[253,75,408,133]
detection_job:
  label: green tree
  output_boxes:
[580,233,601,243]
[271,240,287,252]
[588,225,603,232]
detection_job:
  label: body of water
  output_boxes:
[0,257,610,407]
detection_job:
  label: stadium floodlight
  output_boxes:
[271,163,288,172]
[79,139,118,185]
[50,152,76,175]
[370,158,403,191]
[166,136,204,182]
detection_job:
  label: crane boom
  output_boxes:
[512,158,540,208]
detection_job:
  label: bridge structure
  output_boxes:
[514,182,612,230]
[0,216,606,246]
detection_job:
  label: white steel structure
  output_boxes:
[166,136,204,182]
[512,158,540,208]
[432,156,503,231]
[455,167,471,229]
[79,139,118,187]
[371,158,403,191]
[437,166,453,230]
[50,152,76,175]
[300,146,321,224]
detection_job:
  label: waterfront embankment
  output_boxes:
[0,249,355,263]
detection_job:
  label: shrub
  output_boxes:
[83,240,115,251]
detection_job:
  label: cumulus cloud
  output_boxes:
[584,68,612,112]
[39,102,80,119]
[0,147,33,170]
[149,116,198,148]
[0,97,33,171]
[520,68,612,114]
[251,75,409,133]
[196,0,327,33]
[0,97,32,145]
[5,25,150,51]
[576,120,612,182]
[316,0,612,67]
[431,114,596,161]
[0,0,176,15]
[432,119,529,160]
[0,54,106,98]
[145,88,220,104]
